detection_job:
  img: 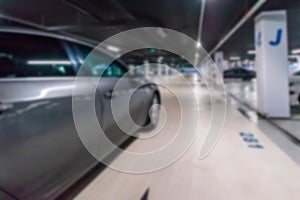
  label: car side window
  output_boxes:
[0,32,75,78]
[88,61,127,78]
[74,44,127,78]
[105,62,127,77]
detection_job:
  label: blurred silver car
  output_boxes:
[0,28,160,199]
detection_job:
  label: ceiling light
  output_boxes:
[27,60,72,65]
[289,55,298,59]
[156,28,167,38]
[247,50,256,55]
[292,49,300,54]
[229,56,240,61]
[106,45,120,52]
[243,59,249,64]
[196,41,201,48]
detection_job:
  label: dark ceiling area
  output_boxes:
[0,0,300,63]
[220,0,300,60]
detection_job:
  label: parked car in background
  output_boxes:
[289,71,300,105]
[0,28,160,199]
[223,67,256,81]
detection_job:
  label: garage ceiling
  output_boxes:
[220,0,300,60]
[0,0,299,64]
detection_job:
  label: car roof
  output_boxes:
[0,27,128,69]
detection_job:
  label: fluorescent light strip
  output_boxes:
[27,60,72,65]
[247,50,256,55]
[106,45,120,52]
[289,55,298,59]
[209,0,267,55]
[292,49,300,54]
[229,57,241,61]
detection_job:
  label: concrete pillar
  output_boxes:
[214,51,224,72]
[157,64,162,76]
[129,64,135,75]
[157,56,163,76]
[144,60,150,79]
[237,61,242,67]
[255,10,290,118]
[164,65,169,76]
[295,56,300,72]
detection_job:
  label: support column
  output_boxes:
[295,56,300,72]
[144,60,150,79]
[214,51,224,72]
[255,10,290,118]
[157,56,163,76]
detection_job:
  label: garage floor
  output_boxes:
[226,80,300,141]
[75,78,300,200]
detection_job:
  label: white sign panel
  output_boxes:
[255,10,290,118]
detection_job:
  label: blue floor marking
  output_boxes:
[240,132,264,149]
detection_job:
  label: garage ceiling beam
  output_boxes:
[0,13,99,46]
[0,13,46,30]
[209,0,267,56]
[110,0,136,20]
[63,0,107,21]
[63,0,135,22]
[197,0,206,44]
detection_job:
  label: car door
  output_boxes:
[0,32,97,199]
[94,62,149,146]
[74,45,150,145]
